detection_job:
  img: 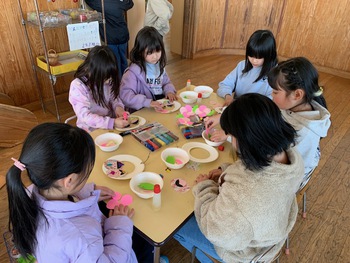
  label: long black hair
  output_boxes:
[130,26,167,77]
[6,123,95,258]
[74,45,120,108]
[242,29,278,82]
[268,57,327,108]
[220,93,296,171]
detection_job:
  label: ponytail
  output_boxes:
[6,165,41,258]
[6,122,95,259]
[313,86,328,109]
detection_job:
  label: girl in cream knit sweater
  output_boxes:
[174,93,304,263]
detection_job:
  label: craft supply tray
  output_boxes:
[131,122,179,151]
[175,104,215,139]
[177,115,205,139]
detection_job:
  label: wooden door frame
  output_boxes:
[182,0,196,58]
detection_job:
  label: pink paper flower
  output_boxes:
[106,192,133,209]
[180,105,195,118]
[177,117,194,126]
[195,105,211,118]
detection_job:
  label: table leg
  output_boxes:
[153,246,160,263]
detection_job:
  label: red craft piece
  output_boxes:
[218,145,224,151]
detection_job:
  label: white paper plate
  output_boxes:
[102,154,145,180]
[181,142,219,163]
[156,99,181,113]
[115,115,146,132]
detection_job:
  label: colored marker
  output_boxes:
[156,134,170,144]
[154,137,166,146]
[166,131,179,141]
[143,141,154,151]
[147,139,159,150]
[151,138,162,148]
[162,133,174,142]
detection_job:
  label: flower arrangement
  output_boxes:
[176,105,216,126]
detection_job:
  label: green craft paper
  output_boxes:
[166,155,176,164]
[193,105,199,112]
[138,183,154,190]
[207,109,216,116]
[17,254,36,263]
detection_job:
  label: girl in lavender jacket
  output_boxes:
[6,123,138,263]
[69,46,129,132]
[120,26,177,113]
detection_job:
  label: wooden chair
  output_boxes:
[64,115,77,125]
[0,93,15,106]
[0,104,38,148]
[191,245,280,263]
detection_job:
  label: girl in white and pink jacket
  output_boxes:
[69,45,130,132]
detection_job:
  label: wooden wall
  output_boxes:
[1,0,350,106]
[0,0,79,106]
[188,0,350,77]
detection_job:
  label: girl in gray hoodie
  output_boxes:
[268,57,331,188]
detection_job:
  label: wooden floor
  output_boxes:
[0,52,349,262]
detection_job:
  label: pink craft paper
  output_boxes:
[106,192,133,209]
[195,105,211,118]
[175,159,183,164]
[180,105,195,117]
[178,117,193,126]
[123,112,128,120]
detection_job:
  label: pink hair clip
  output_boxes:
[11,158,26,171]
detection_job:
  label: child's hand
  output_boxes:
[95,185,115,201]
[219,174,226,186]
[114,117,129,128]
[194,174,210,184]
[115,107,128,118]
[208,168,222,183]
[204,115,221,130]
[166,92,177,102]
[223,95,234,106]
[210,129,227,142]
[150,101,164,111]
[110,204,135,219]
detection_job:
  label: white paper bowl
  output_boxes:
[202,130,225,147]
[161,147,190,169]
[129,172,164,199]
[180,91,198,104]
[94,133,123,152]
[194,85,213,98]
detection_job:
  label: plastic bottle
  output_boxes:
[197,92,202,104]
[186,79,191,91]
[152,184,161,211]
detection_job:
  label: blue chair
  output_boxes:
[191,244,281,263]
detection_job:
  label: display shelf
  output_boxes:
[16,0,106,121]
[26,9,102,28]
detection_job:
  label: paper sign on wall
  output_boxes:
[66,21,101,51]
